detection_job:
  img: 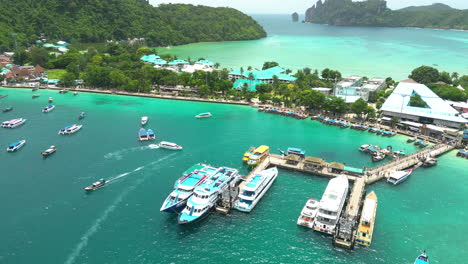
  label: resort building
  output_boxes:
[229,66,297,92]
[312,87,333,95]
[380,80,467,129]
[334,76,385,103]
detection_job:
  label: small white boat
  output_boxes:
[7,140,26,152]
[372,153,385,162]
[158,141,183,150]
[73,92,78,96]
[84,179,107,191]
[138,128,148,141]
[58,124,82,135]
[387,169,412,185]
[141,116,148,125]
[48,97,53,103]
[297,198,319,228]
[195,112,212,118]
[42,105,56,113]
[359,144,371,152]
[41,145,57,157]
[1,118,27,128]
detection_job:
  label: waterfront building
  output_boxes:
[229,66,297,91]
[333,76,385,103]
[168,59,189,66]
[381,80,467,129]
[312,87,332,95]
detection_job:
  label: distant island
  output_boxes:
[0,0,266,51]
[292,12,299,22]
[305,0,468,30]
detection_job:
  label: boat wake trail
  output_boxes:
[103,146,147,160]
[64,153,177,264]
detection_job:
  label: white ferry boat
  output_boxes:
[42,105,56,113]
[234,167,278,212]
[297,198,319,228]
[178,167,240,224]
[1,118,27,128]
[387,169,412,185]
[141,116,148,125]
[7,140,26,152]
[58,124,82,135]
[313,175,349,235]
[158,141,183,150]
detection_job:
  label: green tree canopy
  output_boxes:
[409,66,440,84]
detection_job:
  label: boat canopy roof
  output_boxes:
[361,192,377,223]
[147,129,155,134]
[254,145,269,153]
[287,147,304,153]
[9,141,20,147]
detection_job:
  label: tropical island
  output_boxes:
[305,0,468,30]
[0,0,266,51]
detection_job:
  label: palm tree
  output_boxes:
[214,62,220,69]
[451,72,459,81]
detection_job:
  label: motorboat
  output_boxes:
[195,112,212,118]
[141,116,148,125]
[58,124,82,135]
[234,167,278,212]
[158,141,183,150]
[48,97,53,103]
[247,145,270,167]
[42,105,56,113]
[392,150,406,158]
[84,179,107,191]
[160,163,217,213]
[32,94,40,98]
[59,89,69,94]
[297,198,319,228]
[73,92,78,96]
[147,129,156,140]
[414,140,423,146]
[359,144,371,152]
[407,137,417,143]
[286,147,306,159]
[1,118,26,128]
[7,140,26,152]
[414,250,429,264]
[419,141,428,148]
[422,158,437,167]
[387,169,412,185]
[3,106,13,112]
[41,145,57,157]
[372,153,386,162]
[178,167,240,224]
[313,175,349,234]
[356,191,378,247]
[138,128,148,141]
[78,112,85,120]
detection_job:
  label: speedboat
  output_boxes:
[1,118,26,128]
[41,145,57,157]
[160,163,217,213]
[247,145,270,167]
[42,105,56,113]
[59,89,69,94]
[48,97,53,103]
[32,94,40,98]
[7,140,26,152]
[73,92,78,96]
[3,106,13,112]
[234,167,278,212]
[78,112,85,120]
[58,124,82,135]
[138,128,148,141]
[178,167,240,224]
[359,144,371,152]
[407,137,417,143]
[414,250,429,264]
[372,153,385,162]
[141,116,148,125]
[297,198,319,228]
[84,179,107,191]
[243,146,256,162]
[195,112,212,118]
[422,158,437,167]
[147,129,156,140]
[158,141,182,150]
[387,169,412,185]
[392,150,406,158]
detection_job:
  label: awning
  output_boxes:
[329,162,344,170]
[344,166,363,174]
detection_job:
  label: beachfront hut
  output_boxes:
[285,154,301,165]
[344,166,364,177]
[328,162,345,174]
[304,156,326,171]
[140,54,161,63]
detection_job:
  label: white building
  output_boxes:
[334,76,385,103]
[380,80,467,129]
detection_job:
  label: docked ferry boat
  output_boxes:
[41,145,57,157]
[178,167,240,224]
[387,169,412,185]
[42,105,56,113]
[414,251,429,264]
[247,145,270,167]
[7,140,26,152]
[84,179,106,191]
[58,124,82,135]
[160,163,216,213]
[242,146,256,162]
[356,191,378,247]
[1,118,26,128]
[234,167,278,212]
[195,112,212,118]
[313,175,349,235]
[158,141,182,150]
[297,198,319,228]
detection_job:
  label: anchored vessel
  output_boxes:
[58,124,82,135]
[286,147,306,159]
[7,140,26,152]
[78,112,86,120]
[247,145,270,167]
[195,112,212,118]
[243,146,256,162]
[84,179,107,191]
[414,251,429,264]
[387,169,412,185]
[49,97,53,103]
[356,191,378,247]
[313,175,349,235]
[3,106,13,112]
[234,167,278,212]
[160,163,217,213]
[32,94,40,98]
[42,105,55,113]
[178,167,240,224]
[297,198,319,228]
[138,128,148,141]
[41,145,57,157]
[141,116,148,125]
[147,129,156,140]
[158,141,183,150]
[1,118,26,128]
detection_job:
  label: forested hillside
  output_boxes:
[0,0,266,51]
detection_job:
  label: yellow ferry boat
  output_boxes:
[242,146,256,162]
[356,191,378,247]
[247,145,269,167]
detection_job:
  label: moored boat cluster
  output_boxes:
[259,107,308,119]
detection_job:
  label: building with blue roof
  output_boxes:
[168,60,189,66]
[229,66,297,92]
[195,60,214,67]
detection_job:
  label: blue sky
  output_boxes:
[150,0,468,14]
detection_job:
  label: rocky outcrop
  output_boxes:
[292,12,299,22]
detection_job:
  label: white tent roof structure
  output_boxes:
[381,82,467,124]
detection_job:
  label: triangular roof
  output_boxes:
[381,82,467,124]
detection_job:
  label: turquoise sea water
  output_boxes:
[1,88,467,263]
[158,14,468,80]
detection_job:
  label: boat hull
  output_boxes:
[177,206,212,224]
[160,199,187,213]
